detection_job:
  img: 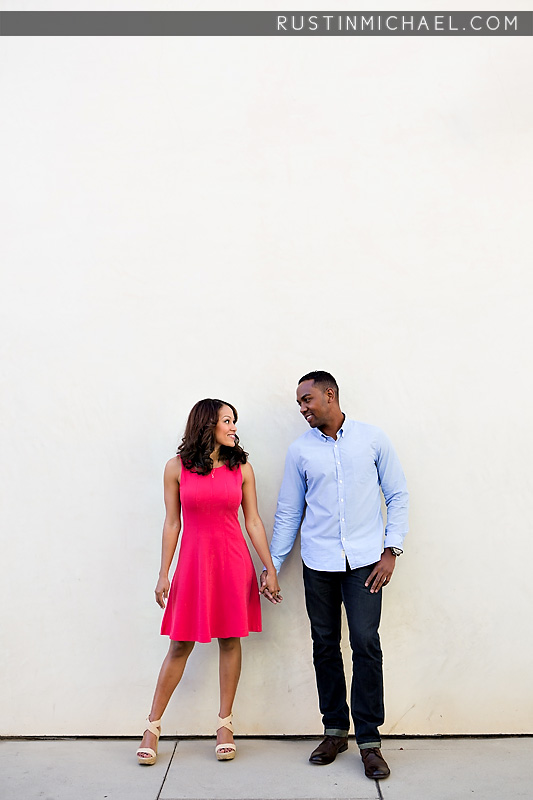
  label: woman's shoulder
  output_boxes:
[239,460,254,480]
[164,456,182,482]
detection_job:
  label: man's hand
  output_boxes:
[260,569,283,604]
[365,549,396,594]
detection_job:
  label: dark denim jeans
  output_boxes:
[302,561,384,748]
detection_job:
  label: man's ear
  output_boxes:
[326,388,336,403]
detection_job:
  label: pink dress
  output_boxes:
[161,462,262,643]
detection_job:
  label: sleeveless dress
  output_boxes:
[160,462,262,643]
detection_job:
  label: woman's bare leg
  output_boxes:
[138,640,195,756]
[217,637,242,752]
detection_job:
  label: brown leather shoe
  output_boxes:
[309,735,349,765]
[360,747,390,779]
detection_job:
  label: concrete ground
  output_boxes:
[1,736,532,800]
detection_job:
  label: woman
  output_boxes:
[136,399,281,765]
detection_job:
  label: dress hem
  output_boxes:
[161,628,262,644]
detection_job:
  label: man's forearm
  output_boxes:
[269,525,299,572]
[271,448,306,570]
[383,487,409,549]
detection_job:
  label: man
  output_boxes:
[261,371,408,780]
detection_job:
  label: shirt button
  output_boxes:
[342,518,345,522]
[340,498,344,502]
[339,480,342,483]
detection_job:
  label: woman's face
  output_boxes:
[214,405,237,449]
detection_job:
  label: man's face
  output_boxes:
[296,380,331,428]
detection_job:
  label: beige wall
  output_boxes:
[1,1,532,736]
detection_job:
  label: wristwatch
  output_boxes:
[388,547,403,557]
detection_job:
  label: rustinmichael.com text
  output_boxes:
[277,14,520,34]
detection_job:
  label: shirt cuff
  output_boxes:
[262,563,280,574]
[384,533,406,550]
[270,555,282,573]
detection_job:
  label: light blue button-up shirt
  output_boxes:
[270,418,409,572]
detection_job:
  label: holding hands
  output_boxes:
[260,569,283,604]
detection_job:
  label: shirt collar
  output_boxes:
[314,414,347,442]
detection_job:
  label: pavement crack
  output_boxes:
[156,740,178,800]
[375,779,384,800]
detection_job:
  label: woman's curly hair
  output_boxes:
[177,398,248,475]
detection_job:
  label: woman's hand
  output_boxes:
[260,569,283,604]
[155,575,170,608]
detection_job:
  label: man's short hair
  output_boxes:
[298,370,339,400]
